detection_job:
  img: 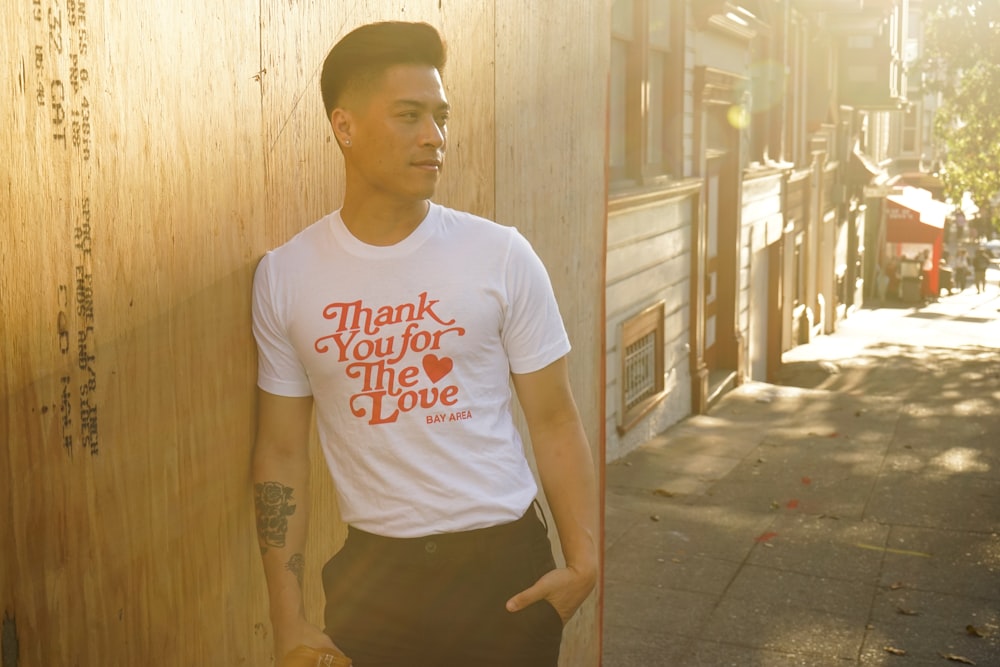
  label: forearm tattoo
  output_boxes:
[286,553,305,589]
[254,481,297,551]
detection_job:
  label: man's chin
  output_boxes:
[384,177,439,203]
[409,183,439,201]
[387,189,437,206]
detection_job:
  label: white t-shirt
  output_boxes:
[252,203,571,537]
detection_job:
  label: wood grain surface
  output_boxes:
[1,2,607,664]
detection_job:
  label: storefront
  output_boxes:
[882,187,951,298]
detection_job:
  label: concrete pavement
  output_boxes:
[601,280,1000,665]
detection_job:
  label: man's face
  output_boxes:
[340,64,449,203]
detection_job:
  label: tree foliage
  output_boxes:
[922,0,1000,213]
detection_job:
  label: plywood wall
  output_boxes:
[2,3,268,664]
[1,1,607,665]
[495,4,608,663]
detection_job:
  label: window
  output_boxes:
[901,104,918,154]
[749,34,783,165]
[610,0,634,176]
[610,0,684,186]
[619,301,666,432]
[786,18,808,166]
[793,232,805,307]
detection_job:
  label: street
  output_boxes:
[602,273,1000,665]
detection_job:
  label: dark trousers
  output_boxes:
[322,506,563,667]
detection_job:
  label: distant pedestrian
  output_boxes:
[953,248,970,291]
[972,247,990,293]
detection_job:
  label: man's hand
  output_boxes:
[273,617,339,665]
[505,564,597,624]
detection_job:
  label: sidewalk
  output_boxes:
[602,287,1000,665]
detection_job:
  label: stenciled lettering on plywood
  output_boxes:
[31,0,99,456]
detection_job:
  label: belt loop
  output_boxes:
[531,498,548,533]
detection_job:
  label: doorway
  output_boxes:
[690,67,744,412]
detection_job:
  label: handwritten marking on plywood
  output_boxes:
[20,0,101,457]
[4,1,268,664]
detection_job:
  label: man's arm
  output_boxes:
[252,388,337,661]
[506,356,598,622]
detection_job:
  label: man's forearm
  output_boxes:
[535,418,599,578]
[253,444,312,624]
[511,360,599,580]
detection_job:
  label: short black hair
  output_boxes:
[320,21,447,117]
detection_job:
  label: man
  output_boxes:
[972,247,990,294]
[953,248,970,292]
[251,21,597,667]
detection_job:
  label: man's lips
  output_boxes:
[413,158,442,169]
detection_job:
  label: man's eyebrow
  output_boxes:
[390,99,451,112]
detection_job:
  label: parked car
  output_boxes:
[985,239,1000,259]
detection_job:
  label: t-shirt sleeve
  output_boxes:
[502,229,572,374]
[251,253,313,397]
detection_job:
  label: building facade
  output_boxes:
[605,0,914,461]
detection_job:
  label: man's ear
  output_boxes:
[330,108,353,147]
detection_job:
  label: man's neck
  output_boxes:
[340,194,430,247]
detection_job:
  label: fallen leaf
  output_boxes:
[896,607,920,616]
[801,476,812,485]
[653,489,675,498]
[884,646,907,655]
[938,653,976,665]
[965,624,985,638]
[755,531,778,543]
[889,581,905,590]
[770,500,781,510]
[786,499,800,509]
[650,515,661,522]
[826,432,839,438]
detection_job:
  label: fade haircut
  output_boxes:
[320,21,447,117]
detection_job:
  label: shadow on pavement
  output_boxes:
[604,335,1000,666]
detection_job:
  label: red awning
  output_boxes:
[885,187,950,244]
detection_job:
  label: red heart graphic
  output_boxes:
[422,354,453,383]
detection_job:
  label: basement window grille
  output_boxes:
[624,333,658,411]
[619,301,666,433]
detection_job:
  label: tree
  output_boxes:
[922,0,1000,222]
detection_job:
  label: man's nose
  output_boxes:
[421,117,446,148]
